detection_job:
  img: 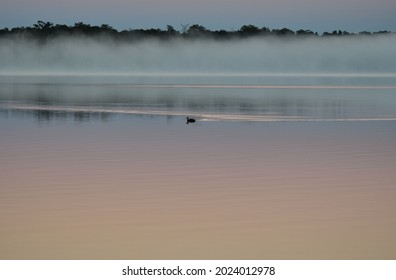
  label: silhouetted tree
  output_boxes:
[374,30,390,34]
[296,29,315,36]
[100,24,115,31]
[359,31,371,35]
[72,22,92,35]
[272,28,295,36]
[260,27,270,35]
[0,21,393,41]
[166,25,176,33]
[186,24,210,37]
[165,25,179,38]
[33,21,53,30]
[239,25,260,36]
[213,29,231,39]
[0,28,9,36]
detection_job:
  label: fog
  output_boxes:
[0,35,395,76]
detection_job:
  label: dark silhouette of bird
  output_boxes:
[186,117,196,124]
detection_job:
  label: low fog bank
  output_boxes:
[0,35,395,76]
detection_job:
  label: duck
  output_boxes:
[186,117,196,124]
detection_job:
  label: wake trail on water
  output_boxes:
[2,103,396,122]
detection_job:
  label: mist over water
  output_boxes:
[1,30,396,259]
[1,35,396,75]
[1,34,394,122]
[1,34,396,259]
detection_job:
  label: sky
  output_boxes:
[0,0,395,33]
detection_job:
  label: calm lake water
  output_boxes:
[1,74,396,259]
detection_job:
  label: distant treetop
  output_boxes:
[0,21,392,41]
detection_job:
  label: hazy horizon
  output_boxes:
[1,35,395,77]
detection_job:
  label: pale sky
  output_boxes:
[1,0,395,33]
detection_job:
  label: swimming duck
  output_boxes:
[186,117,196,124]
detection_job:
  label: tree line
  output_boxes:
[0,21,392,41]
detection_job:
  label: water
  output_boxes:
[1,74,396,259]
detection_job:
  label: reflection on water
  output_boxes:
[1,75,396,123]
[1,75,396,259]
[2,109,114,124]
